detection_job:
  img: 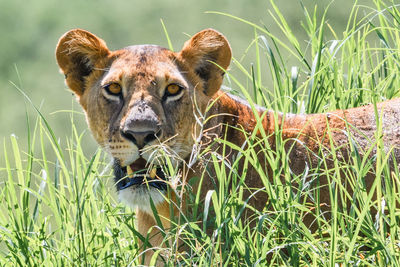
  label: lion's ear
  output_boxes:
[56,29,110,96]
[179,29,232,96]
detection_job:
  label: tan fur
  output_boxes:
[56,29,400,265]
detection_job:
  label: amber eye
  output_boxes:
[104,83,122,95]
[166,84,181,96]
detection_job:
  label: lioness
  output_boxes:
[56,28,400,264]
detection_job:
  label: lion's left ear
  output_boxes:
[179,29,232,96]
[56,29,110,96]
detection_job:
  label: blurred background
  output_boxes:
[0,0,374,156]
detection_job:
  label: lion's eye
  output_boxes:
[163,83,185,102]
[104,83,122,96]
[165,84,181,96]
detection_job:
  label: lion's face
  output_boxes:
[56,29,231,210]
[85,46,196,167]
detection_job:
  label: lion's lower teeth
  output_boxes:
[150,168,157,178]
[127,165,156,178]
[127,165,133,175]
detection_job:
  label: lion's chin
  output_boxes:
[113,158,167,213]
[117,186,166,213]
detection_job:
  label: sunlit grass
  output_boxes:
[1,0,400,266]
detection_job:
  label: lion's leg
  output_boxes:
[136,200,176,266]
[136,209,166,266]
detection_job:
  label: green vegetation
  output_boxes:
[1,0,400,266]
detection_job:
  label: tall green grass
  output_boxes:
[1,0,400,266]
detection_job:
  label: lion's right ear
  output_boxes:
[56,29,110,96]
[178,29,231,97]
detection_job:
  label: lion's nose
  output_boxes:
[121,129,161,149]
[121,100,162,148]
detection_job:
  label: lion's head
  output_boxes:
[56,29,231,210]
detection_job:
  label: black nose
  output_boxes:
[121,129,161,149]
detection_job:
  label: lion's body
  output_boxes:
[56,29,400,265]
[176,92,400,224]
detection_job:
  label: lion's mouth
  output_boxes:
[113,158,167,191]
